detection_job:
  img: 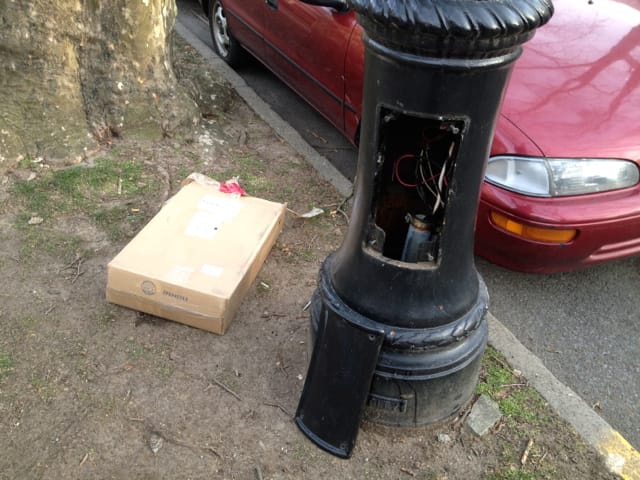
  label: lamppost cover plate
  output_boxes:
[295,310,385,458]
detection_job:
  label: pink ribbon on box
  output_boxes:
[219,179,246,196]
[181,173,247,196]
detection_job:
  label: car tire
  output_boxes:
[209,0,246,68]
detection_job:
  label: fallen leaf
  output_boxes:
[300,207,324,218]
[495,389,510,400]
[149,432,164,454]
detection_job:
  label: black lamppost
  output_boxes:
[296,0,553,458]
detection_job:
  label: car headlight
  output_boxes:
[485,156,640,197]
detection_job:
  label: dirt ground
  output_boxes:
[0,37,619,480]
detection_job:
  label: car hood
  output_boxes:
[501,0,640,162]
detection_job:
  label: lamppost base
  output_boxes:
[296,256,488,456]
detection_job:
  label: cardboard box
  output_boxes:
[106,176,285,334]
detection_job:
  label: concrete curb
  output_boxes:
[488,314,640,479]
[175,20,639,479]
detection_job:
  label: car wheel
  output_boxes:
[209,0,245,67]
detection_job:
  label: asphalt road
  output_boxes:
[178,0,640,448]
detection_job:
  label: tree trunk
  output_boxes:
[0,0,199,171]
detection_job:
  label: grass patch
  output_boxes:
[92,206,146,242]
[0,352,14,382]
[17,156,37,170]
[236,156,265,172]
[488,468,556,480]
[212,155,299,202]
[477,352,554,478]
[176,164,194,180]
[155,360,176,381]
[125,339,148,360]
[500,389,548,424]
[13,158,147,217]
[29,370,57,402]
[95,305,120,327]
[12,157,158,249]
[15,222,84,262]
[488,469,538,480]
[478,347,549,425]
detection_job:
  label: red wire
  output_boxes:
[394,154,444,189]
[394,154,418,187]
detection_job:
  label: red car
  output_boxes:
[202,0,640,273]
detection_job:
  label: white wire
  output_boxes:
[432,191,442,214]
[432,142,455,214]
[438,158,448,192]
[420,163,438,197]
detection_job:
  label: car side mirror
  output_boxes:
[298,0,350,13]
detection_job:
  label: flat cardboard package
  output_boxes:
[106,176,285,334]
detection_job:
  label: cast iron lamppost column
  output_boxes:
[296,0,553,458]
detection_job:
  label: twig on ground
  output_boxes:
[539,449,548,464]
[400,467,416,477]
[334,193,353,223]
[60,256,85,283]
[71,259,85,284]
[127,416,222,459]
[205,446,222,458]
[275,354,289,378]
[264,402,292,417]
[452,402,474,427]
[337,192,354,211]
[306,129,328,144]
[286,323,307,342]
[44,305,56,315]
[254,465,264,480]
[322,193,353,224]
[79,453,89,466]
[60,256,82,273]
[521,438,534,465]
[206,377,242,401]
[307,234,318,250]
[335,206,349,224]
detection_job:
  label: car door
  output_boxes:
[262,1,358,133]
[223,0,266,59]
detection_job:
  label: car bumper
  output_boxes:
[474,182,640,273]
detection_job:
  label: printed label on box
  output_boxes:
[184,196,243,240]
[201,264,224,277]
[197,195,242,219]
